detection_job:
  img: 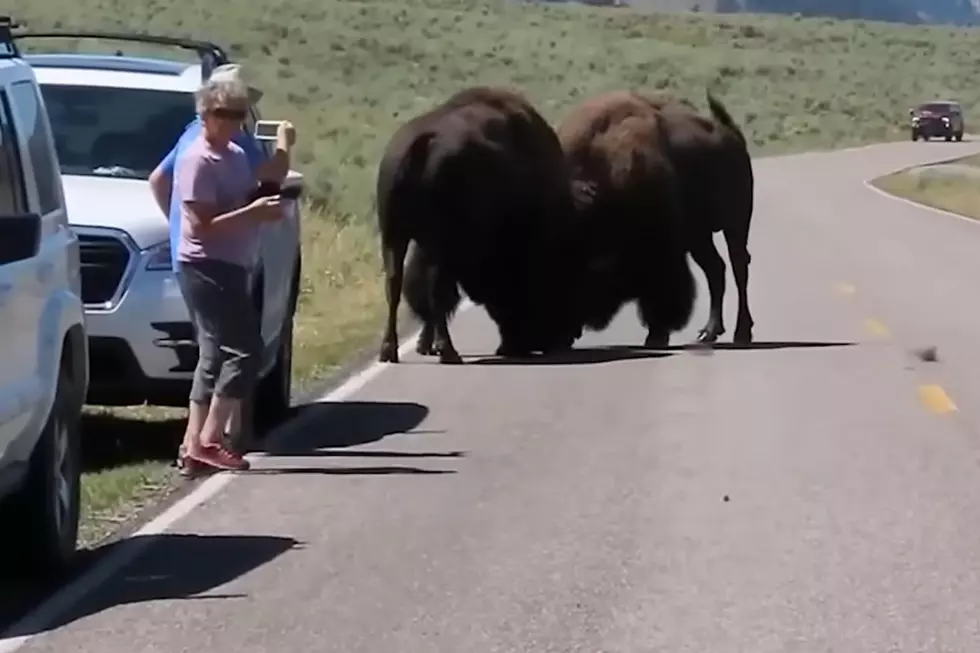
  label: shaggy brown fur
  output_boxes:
[376,86,581,363]
[555,90,698,347]
[555,88,755,346]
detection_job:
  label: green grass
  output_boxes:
[872,159,980,221]
[16,0,980,546]
[956,153,980,167]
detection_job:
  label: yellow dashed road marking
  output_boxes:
[864,318,890,337]
[918,384,957,414]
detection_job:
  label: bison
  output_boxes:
[554,88,755,347]
[648,89,756,344]
[554,90,698,348]
[376,86,581,364]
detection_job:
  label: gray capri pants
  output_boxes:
[176,259,262,402]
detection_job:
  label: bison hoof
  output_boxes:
[379,342,400,363]
[643,332,670,348]
[438,349,464,364]
[416,340,437,356]
[696,328,721,344]
[495,343,530,358]
[732,328,753,345]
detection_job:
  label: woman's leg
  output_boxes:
[178,260,251,471]
[198,269,262,459]
[174,265,220,476]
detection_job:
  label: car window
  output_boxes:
[0,90,27,215]
[918,103,954,114]
[8,81,61,215]
[36,84,195,181]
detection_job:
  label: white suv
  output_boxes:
[16,31,303,426]
[0,18,88,575]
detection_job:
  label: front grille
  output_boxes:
[78,234,131,306]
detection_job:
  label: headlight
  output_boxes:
[144,240,173,271]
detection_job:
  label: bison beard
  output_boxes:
[376,86,580,364]
[556,91,698,348]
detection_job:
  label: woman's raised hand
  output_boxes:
[276,120,297,150]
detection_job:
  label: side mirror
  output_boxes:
[908,108,914,117]
[0,212,41,265]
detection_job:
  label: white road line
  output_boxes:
[0,298,474,652]
[863,178,980,227]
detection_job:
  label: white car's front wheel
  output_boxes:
[0,363,82,578]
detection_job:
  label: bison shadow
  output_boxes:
[657,340,856,352]
[0,533,299,638]
[467,345,673,366]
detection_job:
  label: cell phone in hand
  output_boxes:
[246,182,302,204]
[279,185,302,200]
[254,120,283,141]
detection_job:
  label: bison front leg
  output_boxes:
[636,246,698,349]
[379,240,408,363]
[689,236,727,344]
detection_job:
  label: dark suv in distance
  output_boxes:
[910,100,965,142]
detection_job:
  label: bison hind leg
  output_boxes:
[426,263,464,364]
[725,227,754,345]
[403,245,463,360]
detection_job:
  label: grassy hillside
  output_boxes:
[13,0,980,543]
[17,0,980,218]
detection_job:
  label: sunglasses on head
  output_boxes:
[210,107,248,122]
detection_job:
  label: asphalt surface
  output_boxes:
[6,138,980,652]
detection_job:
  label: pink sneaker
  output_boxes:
[188,443,251,471]
[176,445,218,478]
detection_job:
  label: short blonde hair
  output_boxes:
[195,77,250,114]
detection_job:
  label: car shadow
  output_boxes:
[260,400,432,455]
[0,533,299,638]
[0,399,447,635]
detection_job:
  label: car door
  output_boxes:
[1,79,69,454]
[245,108,291,342]
[0,84,39,459]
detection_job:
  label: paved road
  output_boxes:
[6,138,980,652]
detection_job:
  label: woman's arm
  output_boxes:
[177,153,274,235]
[254,121,296,184]
[148,148,177,217]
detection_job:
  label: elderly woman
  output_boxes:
[172,73,288,471]
[150,64,295,474]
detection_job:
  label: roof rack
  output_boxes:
[9,29,229,80]
[0,16,21,59]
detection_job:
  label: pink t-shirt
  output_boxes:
[174,135,259,267]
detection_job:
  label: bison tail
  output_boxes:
[705,89,747,145]
[402,243,463,323]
